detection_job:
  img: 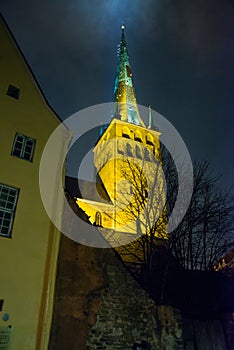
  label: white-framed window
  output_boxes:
[0,184,19,237]
[12,133,35,162]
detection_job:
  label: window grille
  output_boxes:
[12,133,35,162]
[0,184,19,237]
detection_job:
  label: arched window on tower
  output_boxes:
[122,126,131,139]
[117,141,124,155]
[136,145,142,159]
[144,148,151,162]
[126,143,133,157]
[134,130,143,143]
[146,133,154,146]
[94,211,102,227]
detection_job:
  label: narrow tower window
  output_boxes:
[122,126,131,139]
[144,148,151,162]
[136,145,142,159]
[146,133,154,146]
[134,131,143,143]
[117,141,124,155]
[12,133,36,162]
[94,211,102,227]
[126,143,133,157]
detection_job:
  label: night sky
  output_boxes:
[1,0,233,191]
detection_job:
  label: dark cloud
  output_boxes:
[1,0,233,189]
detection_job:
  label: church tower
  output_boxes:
[77,26,167,242]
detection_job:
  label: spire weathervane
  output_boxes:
[113,25,145,126]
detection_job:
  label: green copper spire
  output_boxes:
[114,25,145,127]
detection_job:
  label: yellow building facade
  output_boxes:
[0,15,68,349]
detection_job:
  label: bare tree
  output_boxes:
[112,154,234,275]
[170,161,234,271]
[108,151,171,273]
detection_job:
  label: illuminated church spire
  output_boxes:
[76,24,166,245]
[114,25,145,127]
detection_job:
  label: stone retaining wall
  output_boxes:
[87,251,183,350]
[49,234,183,350]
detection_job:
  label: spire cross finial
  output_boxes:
[121,23,125,44]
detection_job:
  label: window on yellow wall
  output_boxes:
[6,84,20,99]
[0,184,19,238]
[11,133,36,162]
